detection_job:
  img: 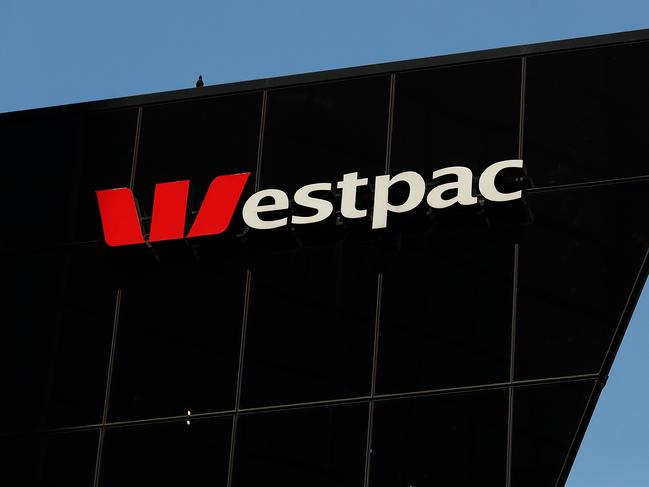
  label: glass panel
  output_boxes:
[0,108,137,250]
[377,229,513,394]
[524,41,649,187]
[376,59,522,395]
[99,417,231,487]
[512,380,595,487]
[133,93,262,238]
[108,255,246,421]
[239,76,390,407]
[369,389,509,486]
[74,108,138,242]
[0,430,98,487]
[233,403,367,487]
[391,59,521,177]
[0,247,117,433]
[260,76,390,195]
[0,110,84,250]
[515,181,649,380]
[241,241,377,407]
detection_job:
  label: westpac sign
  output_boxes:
[96,160,523,246]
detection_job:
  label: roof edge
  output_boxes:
[3,27,649,118]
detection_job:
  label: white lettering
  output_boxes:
[242,189,289,229]
[240,160,523,231]
[427,166,477,209]
[479,159,523,202]
[292,183,334,224]
[337,172,368,219]
[373,171,426,229]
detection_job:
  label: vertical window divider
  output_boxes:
[93,106,142,487]
[128,107,143,191]
[227,90,268,487]
[92,289,122,487]
[363,73,396,487]
[507,56,526,487]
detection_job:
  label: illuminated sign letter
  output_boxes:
[337,172,369,219]
[186,173,250,238]
[479,160,524,202]
[292,182,334,224]
[95,188,145,246]
[427,166,477,209]
[242,189,290,229]
[372,171,426,229]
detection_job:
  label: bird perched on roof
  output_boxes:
[196,75,204,88]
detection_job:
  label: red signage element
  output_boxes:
[149,180,190,242]
[96,172,250,247]
[95,188,145,247]
[186,173,251,238]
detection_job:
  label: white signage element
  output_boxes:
[242,160,524,230]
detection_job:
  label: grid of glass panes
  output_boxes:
[2,40,649,487]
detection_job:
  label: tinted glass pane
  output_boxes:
[512,380,595,487]
[240,77,390,407]
[524,42,649,187]
[515,181,649,380]
[241,240,377,407]
[0,430,98,487]
[391,59,520,177]
[0,247,117,433]
[261,76,390,196]
[0,108,137,250]
[99,417,231,487]
[0,110,84,250]
[233,404,367,487]
[108,254,246,421]
[370,389,509,486]
[74,108,138,242]
[133,93,262,238]
[377,227,513,394]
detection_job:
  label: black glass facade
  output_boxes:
[1,31,648,487]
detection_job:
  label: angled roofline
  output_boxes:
[3,27,649,119]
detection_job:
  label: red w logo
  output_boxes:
[96,173,250,246]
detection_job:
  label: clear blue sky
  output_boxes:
[1,1,648,484]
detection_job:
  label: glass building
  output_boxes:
[1,29,648,486]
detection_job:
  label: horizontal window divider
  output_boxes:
[372,373,599,402]
[237,395,374,416]
[23,373,602,436]
[526,174,649,194]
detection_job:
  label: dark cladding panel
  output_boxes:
[516,181,649,381]
[108,254,246,421]
[0,108,137,250]
[233,404,367,487]
[99,417,231,487]
[133,93,262,237]
[377,230,513,394]
[369,389,509,486]
[242,241,377,407]
[524,41,649,187]
[239,75,390,408]
[0,111,84,251]
[0,430,98,487]
[390,58,521,177]
[512,380,595,487]
[0,247,117,434]
[376,59,521,395]
[74,108,138,242]
[260,75,390,195]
